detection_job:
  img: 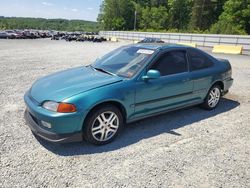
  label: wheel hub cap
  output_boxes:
[208,88,220,108]
[91,111,119,142]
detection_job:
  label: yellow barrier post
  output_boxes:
[110,37,118,42]
[177,42,197,48]
[212,45,243,55]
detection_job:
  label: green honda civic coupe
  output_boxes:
[24,44,233,145]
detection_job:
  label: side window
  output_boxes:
[188,49,213,71]
[151,50,188,76]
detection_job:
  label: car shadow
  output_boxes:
[36,98,240,156]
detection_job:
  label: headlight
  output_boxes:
[42,101,76,113]
[42,101,59,112]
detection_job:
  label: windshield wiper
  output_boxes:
[87,65,116,76]
[94,67,116,76]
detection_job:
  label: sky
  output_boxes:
[0,0,102,21]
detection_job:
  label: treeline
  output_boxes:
[98,0,250,35]
[0,17,98,31]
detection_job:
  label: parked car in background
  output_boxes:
[24,43,233,145]
[0,30,105,42]
[51,35,60,40]
[0,29,57,39]
[0,31,9,39]
[138,37,164,43]
[4,30,22,39]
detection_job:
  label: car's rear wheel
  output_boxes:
[202,85,221,110]
[83,105,123,145]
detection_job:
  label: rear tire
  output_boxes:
[202,85,221,110]
[83,105,123,145]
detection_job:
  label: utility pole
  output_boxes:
[200,0,206,29]
[134,10,137,30]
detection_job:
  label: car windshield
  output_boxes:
[92,46,155,78]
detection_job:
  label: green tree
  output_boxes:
[98,0,249,34]
[98,0,135,30]
[135,0,168,7]
[139,6,169,30]
[0,17,98,31]
[210,0,250,34]
[168,0,193,30]
[151,0,168,7]
[189,0,226,30]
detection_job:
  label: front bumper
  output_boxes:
[24,109,83,143]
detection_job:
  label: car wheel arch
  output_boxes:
[82,100,127,130]
[203,80,224,101]
[211,80,224,91]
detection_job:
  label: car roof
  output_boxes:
[130,43,192,50]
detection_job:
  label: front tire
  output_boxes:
[202,85,221,110]
[83,105,123,145]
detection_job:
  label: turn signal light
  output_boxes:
[57,103,77,113]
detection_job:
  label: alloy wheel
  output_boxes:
[91,111,119,142]
[208,87,221,108]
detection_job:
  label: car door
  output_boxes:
[187,48,215,100]
[133,49,196,118]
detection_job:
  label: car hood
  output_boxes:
[30,66,123,103]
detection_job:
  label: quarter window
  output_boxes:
[151,50,188,76]
[188,49,213,71]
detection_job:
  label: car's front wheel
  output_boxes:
[202,85,221,110]
[83,105,123,145]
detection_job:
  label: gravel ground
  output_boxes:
[0,39,249,188]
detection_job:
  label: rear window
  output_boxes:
[188,49,213,71]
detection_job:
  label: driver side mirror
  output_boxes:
[142,69,161,80]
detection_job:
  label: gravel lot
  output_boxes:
[0,39,249,188]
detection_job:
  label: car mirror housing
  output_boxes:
[142,69,161,80]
